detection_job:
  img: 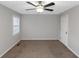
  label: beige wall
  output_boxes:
[0,4,21,57]
[60,5,79,57]
[21,14,60,40]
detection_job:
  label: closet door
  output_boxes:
[60,14,69,46]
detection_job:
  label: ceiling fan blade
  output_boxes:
[25,8,35,11]
[38,1,42,4]
[44,2,55,7]
[44,9,53,11]
[27,2,36,7]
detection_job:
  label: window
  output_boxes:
[13,16,20,35]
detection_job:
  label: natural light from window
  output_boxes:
[13,16,20,35]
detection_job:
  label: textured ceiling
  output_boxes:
[0,1,79,14]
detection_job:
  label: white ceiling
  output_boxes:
[0,1,79,14]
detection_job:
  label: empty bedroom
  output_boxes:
[0,0,79,58]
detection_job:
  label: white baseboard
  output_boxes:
[67,46,79,57]
[59,40,79,57]
[22,38,58,40]
[0,40,20,57]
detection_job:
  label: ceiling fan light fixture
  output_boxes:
[36,5,44,12]
[26,1,55,12]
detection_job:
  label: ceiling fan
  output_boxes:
[26,1,55,12]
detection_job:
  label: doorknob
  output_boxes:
[65,32,67,34]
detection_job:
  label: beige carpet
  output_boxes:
[2,40,77,58]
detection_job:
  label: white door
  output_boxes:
[60,14,69,46]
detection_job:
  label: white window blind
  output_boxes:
[13,16,20,35]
